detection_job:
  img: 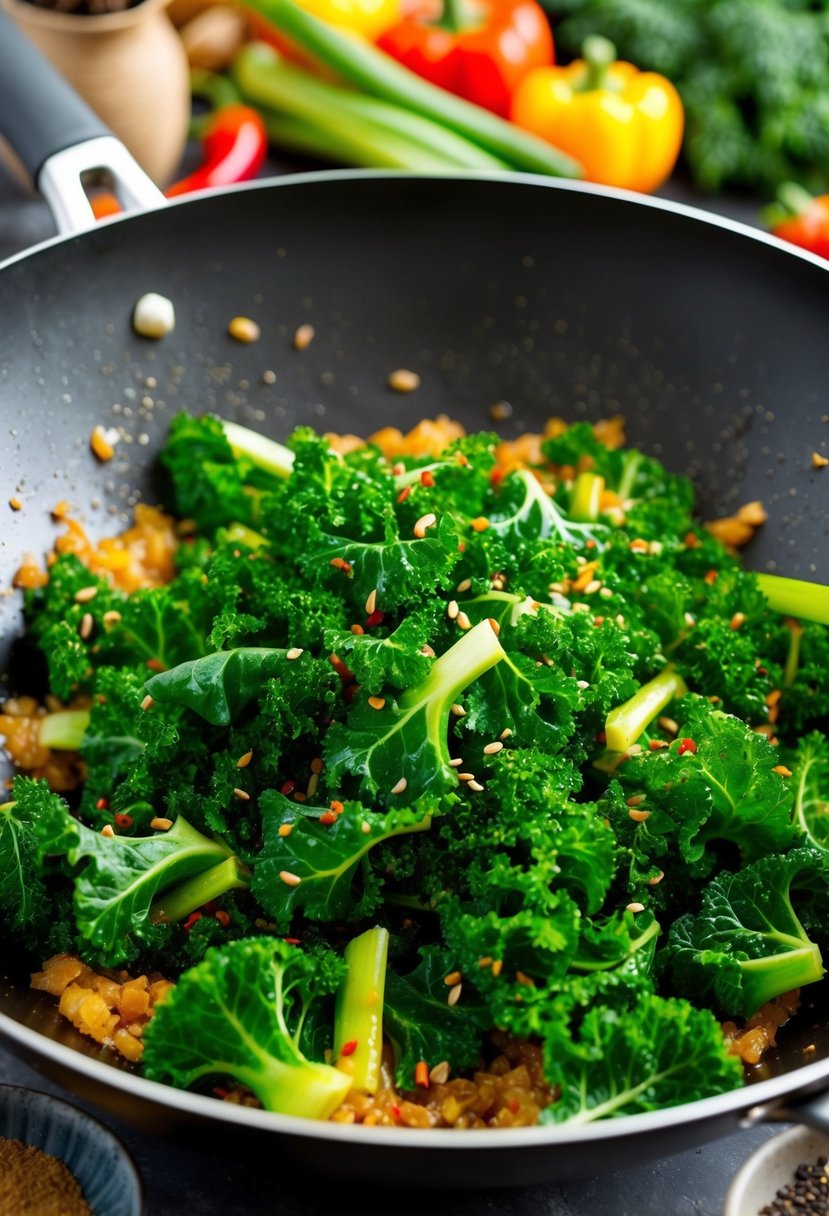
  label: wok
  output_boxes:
[1,10,829,1188]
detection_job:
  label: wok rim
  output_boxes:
[2,166,829,1152]
[2,167,829,279]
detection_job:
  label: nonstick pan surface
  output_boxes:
[2,166,829,1184]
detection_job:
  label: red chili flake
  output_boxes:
[490,468,505,487]
[508,1098,521,1115]
[596,731,607,746]
[365,609,384,629]
[340,1039,359,1057]
[330,800,345,814]
[146,658,165,672]
[202,901,218,913]
[420,470,435,487]
[213,1087,229,1100]
[319,810,338,825]
[183,912,203,932]
[396,485,412,504]
[458,541,466,552]
[283,936,301,945]
[390,1104,402,1119]
[114,812,132,828]
[330,557,352,574]
[704,569,718,585]
[678,737,698,756]
[214,909,231,928]
[280,780,297,796]
[415,1061,430,1088]
[585,539,597,550]
[95,798,109,811]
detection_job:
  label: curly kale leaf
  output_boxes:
[324,615,434,695]
[791,732,829,851]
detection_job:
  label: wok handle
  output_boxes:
[0,10,163,234]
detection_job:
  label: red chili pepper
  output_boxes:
[765,183,829,261]
[114,812,133,829]
[378,0,554,118]
[340,1039,359,1057]
[677,738,697,756]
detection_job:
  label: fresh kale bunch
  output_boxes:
[552,0,829,193]
[6,412,829,1126]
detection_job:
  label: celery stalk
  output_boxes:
[570,472,605,522]
[757,573,829,626]
[605,667,688,753]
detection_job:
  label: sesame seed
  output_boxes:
[450,703,465,717]
[286,647,303,660]
[576,679,590,690]
[447,600,459,620]
[79,613,94,640]
[683,612,696,628]
[467,780,485,792]
[151,817,173,831]
[477,957,493,968]
[8,496,22,511]
[390,777,408,795]
[140,694,154,711]
[599,587,614,599]
[730,612,746,630]
[515,971,536,988]
[491,960,503,977]
[233,788,250,801]
[74,586,98,603]
[102,610,122,626]
[278,823,293,837]
[294,323,316,350]
[368,695,386,710]
[456,578,472,593]
[626,794,646,806]
[279,870,302,887]
[365,588,377,615]
[626,902,645,913]
[457,773,475,782]
[421,644,436,658]
[413,512,436,539]
[236,749,254,768]
[647,870,665,886]
[448,758,463,767]
[456,611,472,631]
[483,741,503,756]
[388,368,420,393]
[262,369,277,385]
[429,1061,450,1085]
[228,316,261,344]
[447,983,462,1007]
[100,824,115,838]
[487,617,501,636]
[773,764,793,777]
[499,728,513,740]
[444,971,462,986]
[584,579,602,595]
[361,821,372,834]
[629,808,651,823]
[658,716,679,734]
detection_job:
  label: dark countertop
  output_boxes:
[0,158,784,1215]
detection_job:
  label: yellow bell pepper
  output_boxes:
[296,0,401,39]
[510,36,683,194]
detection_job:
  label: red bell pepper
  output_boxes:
[765,182,829,261]
[377,0,554,119]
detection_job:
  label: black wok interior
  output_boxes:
[1,174,829,1170]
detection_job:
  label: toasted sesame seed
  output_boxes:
[576,679,590,690]
[294,323,315,351]
[683,612,696,628]
[365,588,377,615]
[262,369,277,385]
[101,824,115,838]
[286,647,304,660]
[457,773,475,782]
[487,617,501,636]
[278,823,293,837]
[74,585,98,603]
[421,644,436,658]
[647,870,665,886]
[477,956,493,968]
[584,579,602,595]
[279,870,302,887]
[102,610,122,626]
[447,983,462,1007]
[626,902,645,913]
[455,578,472,593]
[499,728,513,740]
[228,316,261,343]
[515,971,536,988]
[79,612,94,640]
[450,703,465,717]
[390,777,408,795]
[368,695,386,710]
[233,787,250,801]
[447,600,459,620]
[448,758,464,767]
[151,817,173,831]
[140,694,154,711]
[429,1061,450,1085]
[467,780,485,792]
[658,716,679,734]
[812,451,829,469]
[491,959,503,977]
[626,794,646,806]
[236,749,253,768]
[773,764,793,777]
[361,821,372,834]
[599,587,614,599]
[483,741,503,756]
[413,512,437,539]
[388,368,420,393]
[730,612,746,631]
[629,808,651,823]
[456,611,472,631]
[444,971,462,986]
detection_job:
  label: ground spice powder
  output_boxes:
[0,1136,92,1215]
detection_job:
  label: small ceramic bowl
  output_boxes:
[725,1125,829,1216]
[0,1083,144,1216]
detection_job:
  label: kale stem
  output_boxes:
[333,926,389,1093]
[757,573,829,626]
[570,471,605,522]
[604,666,688,753]
[221,419,295,478]
[149,856,250,925]
[39,709,90,751]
